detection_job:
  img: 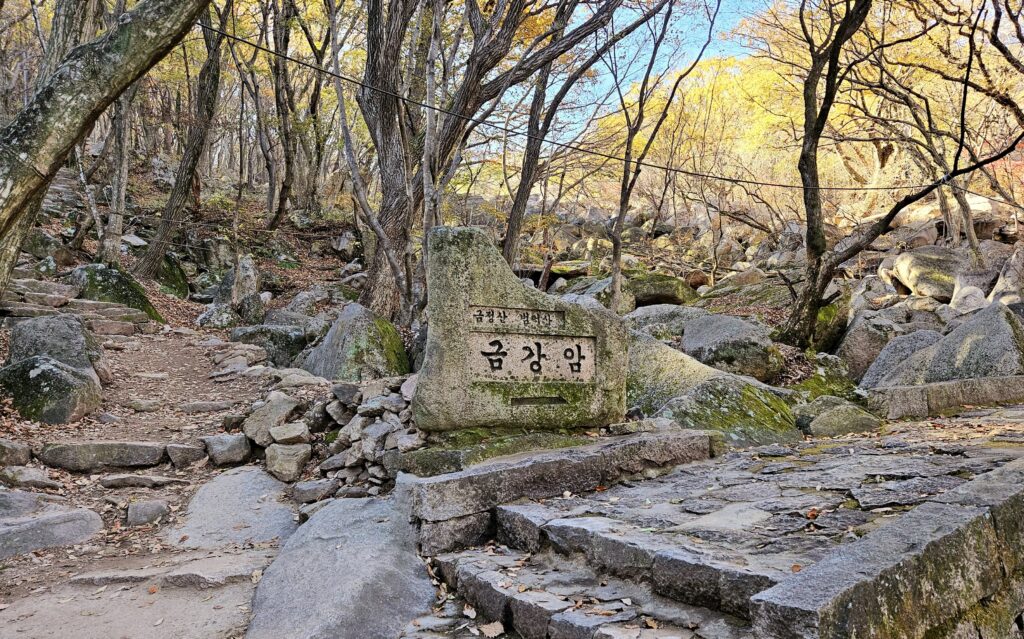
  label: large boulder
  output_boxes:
[564,276,636,314]
[680,314,783,382]
[232,255,265,324]
[836,312,903,382]
[246,497,434,639]
[155,254,190,299]
[888,246,971,302]
[66,264,163,322]
[197,256,265,328]
[294,303,409,382]
[860,330,943,389]
[8,315,111,385]
[867,303,1024,386]
[988,241,1024,304]
[230,325,308,367]
[196,303,242,329]
[626,332,724,413]
[626,332,800,446]
[0,357,101,424]
[413,227,628,432]
[625,272,698,306]
[624,304,710,339]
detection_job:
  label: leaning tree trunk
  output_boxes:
[0,0,99,292]
[134,6,226,279]
[0,0,211,297]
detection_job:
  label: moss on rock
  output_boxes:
[156,255,190,299]
[294,303,409,382]
[625,272,698,306]
[655,376,800,448]
[67,264,164,322]
[0,356,101,424]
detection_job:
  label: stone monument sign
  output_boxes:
[413,226,627,431]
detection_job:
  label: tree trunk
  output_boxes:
[501,66,551,265]
[134,5,226,279]
[266,0,297,230]
[97,94,131,266]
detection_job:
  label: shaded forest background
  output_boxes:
[0,0,1021,343]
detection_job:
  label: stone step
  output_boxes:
[495,504,779,621]
[9,278,78,298]
[0,491,102,560]
[95,306,150,323]
[22,291,70,307]
[0,302,59,317]
[37,441,167,472]
[402,430,713,556]
[433,548,753,639]
[63,298,124,312]
[86,318,136,336]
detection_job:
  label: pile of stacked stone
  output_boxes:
[308,375,424,497]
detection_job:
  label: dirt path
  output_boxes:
[0,329,267,606]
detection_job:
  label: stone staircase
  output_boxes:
[408,430,1024,638]
[1,277,156,335]
[433,546,754,638]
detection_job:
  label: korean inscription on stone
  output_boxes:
[467,305,595,383]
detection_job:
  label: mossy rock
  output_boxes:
[414,227,628,433]
[294,303,409,382]
[789,352,859,401]
[67,264,164,323]
[0,356,101,424]
[655,376,800,448]
[625,272,698,306]
[810,289,850,353]
[156,255,190,300]
[696,278,794,323]
[23,228,62,260]
[625,331,725,414]
[564,276,636,314]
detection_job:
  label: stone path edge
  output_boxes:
[750,456,1024,638]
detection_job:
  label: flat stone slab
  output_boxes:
[247,497,435,639]
[0,555,259,638]
[400,430,712,523]
[0,490,102,559]
[867,375,1024,419]
[165,467,297,549]
[179,400,236,414]
[435,548,752,639]
[99,474,189,489]
[461,419,1024,639]
[69,550,272,589]
[38,441,166,472]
